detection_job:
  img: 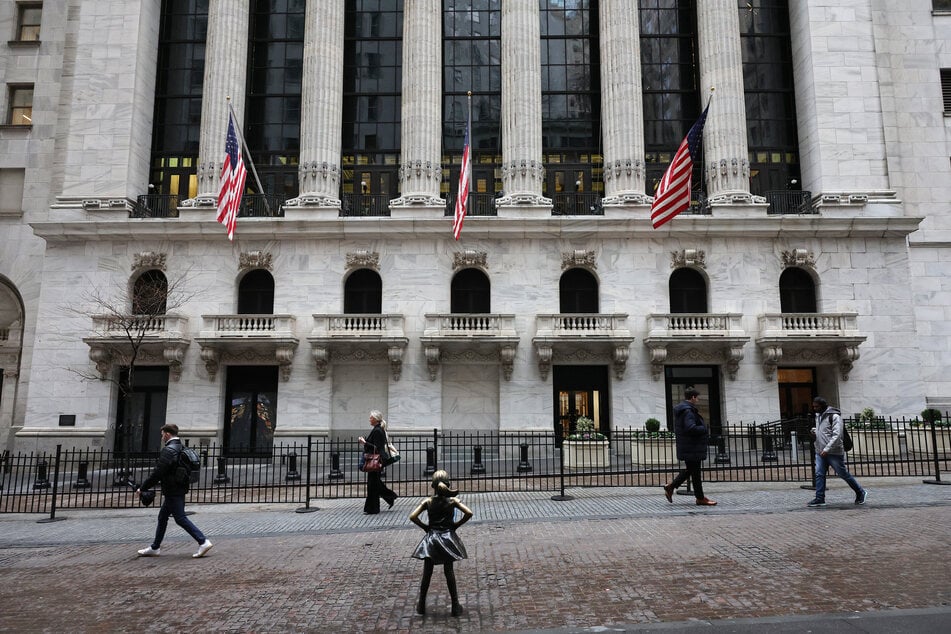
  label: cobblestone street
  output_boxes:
[1,478,949,632]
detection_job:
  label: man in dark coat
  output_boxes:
[663,388,717,506]
[136,423,213,557]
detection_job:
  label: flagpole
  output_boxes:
[227,98,270,215]
[698,88,714,210]
[466,91,472,184]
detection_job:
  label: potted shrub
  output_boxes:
[847,407,899,457]
[562,416,610,469]
[631,418,676,466]
[907,408,951,455]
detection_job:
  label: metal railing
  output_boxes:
[445,193,499,217]
[132,194,180,218]
[239,194,285,218]
[2,417,947,516]
[766,190,814,215]
[341,193,391,217]
[551,192,604,216]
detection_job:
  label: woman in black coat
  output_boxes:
[663,388,717,506]
[358,410,398,514]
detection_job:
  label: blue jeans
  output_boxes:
[814,452,863,501]
[151,494,206,549]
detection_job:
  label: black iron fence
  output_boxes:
[2,418,948,517]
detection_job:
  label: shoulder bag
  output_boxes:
[362,451,383,472]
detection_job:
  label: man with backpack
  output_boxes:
[808,397,868,507]
[136,423,213,558]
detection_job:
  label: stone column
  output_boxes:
[390,0,444,212]
[286,0,344,211]
[697,0,760,205]
[599,0,649,206]
[497,0,550,211]
[192,0,251,206]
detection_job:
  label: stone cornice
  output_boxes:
[30,215,924,242]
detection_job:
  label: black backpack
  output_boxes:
[175,445,201,484]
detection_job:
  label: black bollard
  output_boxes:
[470,445,486,475]
[760,430,777,462]
[213,456,230,484]
[424,447,436,476]
[285,452,302,481]
[714,435,731,464]
[33,458,51,489]
[73,460,91,488]
[327,451,344,480]
[516,442,532,473]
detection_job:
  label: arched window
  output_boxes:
[132,270,168,315]
[669,268,707,313]
[344,269,382,314]
[238,269,275,314]
[779,267,817,313]
[451,268,490,313]
[559,268,598,313]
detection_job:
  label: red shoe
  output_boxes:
[695,497,717,506]
[663,484,674,503]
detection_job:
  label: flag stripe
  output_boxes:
[216,111,247,241]
[650,105,710,229]
[452,109,471,240]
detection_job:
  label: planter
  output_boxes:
[631,438,677,466]
[562,440,610,469]
[906,428,951,456]
[849,429,900,457]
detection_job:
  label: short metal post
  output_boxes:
[760,429,777,462]
[516,442,532,473]
[470,445,486,475]
[285,452,301,481]
[790,431,799,462]
[73,460,91,488]
[33,457,50,489]
[213,456,230,484]
[328,451,344,480]
[424,447,436,476]
[714,434,731,464]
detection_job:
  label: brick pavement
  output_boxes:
[0,478,949,633]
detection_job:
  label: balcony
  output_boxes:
[444,192,499,217]
[132,194,180,218]
[340,193,391,217]
[195,315,298,381]
[82,314,190,380]
[756,313,866,380]
[420,314,519,381]
[532,314,634,380]
[643,313,749,381]
[765,190,815,215]
[551,192,604,216]
[308,314,408,381]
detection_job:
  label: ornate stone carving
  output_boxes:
[346,251,380,271]
[239,251,273,272]
[132,252,167,272]
[562,250,596,270]
[671,249,706,269]
[453,250,488,270]
[781,248,815,268]
[424,345,441,381]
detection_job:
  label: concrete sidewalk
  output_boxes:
[1,477,949,632]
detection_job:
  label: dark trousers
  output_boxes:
[151,494,205,549]
[364,471,397,514]
[671,459,705,499]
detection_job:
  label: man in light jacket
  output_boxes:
[808,397,867,507]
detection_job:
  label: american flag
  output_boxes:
[650,104,710,229]
[216,111,247,241]
[451,110,471,240]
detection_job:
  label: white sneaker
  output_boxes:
[137,546,160,557]
[193,540,213,558]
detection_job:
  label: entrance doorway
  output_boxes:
[552,365,609,445]
[114,367,169,454]
[224,366,278,455]
[777,367,817,440]
[664,366,722,436]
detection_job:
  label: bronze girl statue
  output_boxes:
[408,469,473,617]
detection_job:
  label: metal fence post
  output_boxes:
[38,445,66,523]
[552,431,573,501]
[296,436,319,512]
[924,418,951,486]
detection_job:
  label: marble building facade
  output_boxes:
[0,0,949,453]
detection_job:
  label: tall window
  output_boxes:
[132,270,169,315]
[8,85,33,125]
[246,0,304,199]
[669,268,707,313]
[741,0,801,194]
[344,269,383,314]
[641,1,700,199]
[225,366,277,455]
[540,0,602,204]
[16,3,42,41]
[443,1,501,205]
[941,68,951,115]
[451,268,490,313]
[343,2,403,200]
[149,0,207,202]
[559,268,598,313]
[779,268,817,313]
[237,269,275,314]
